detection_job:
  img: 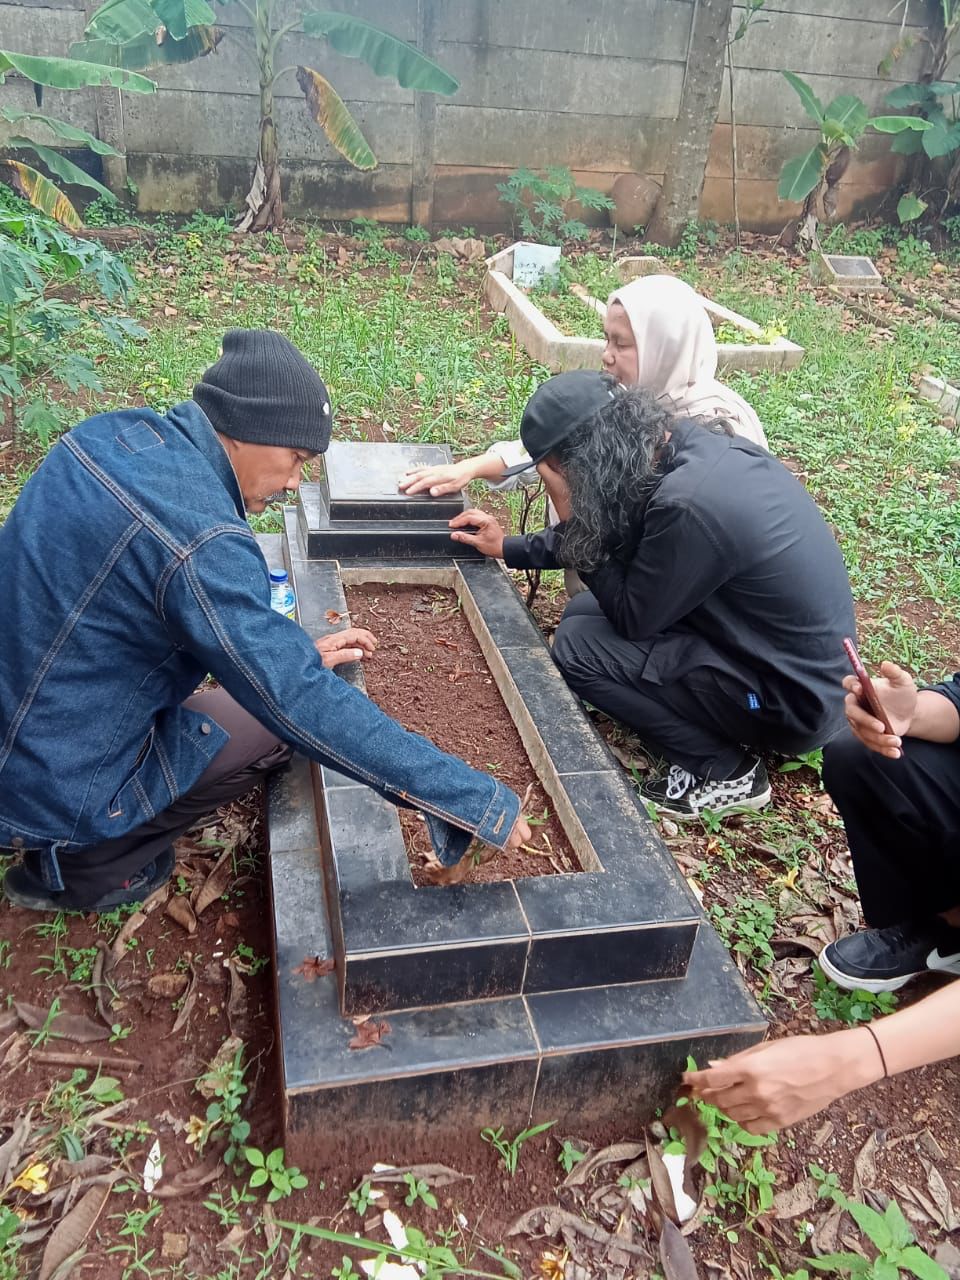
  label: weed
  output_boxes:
[244,1146,308,1202]
[496,166,613,245]
[0,941,11,970]
[403,1171,439,1210]
[27,996,62,1049]
[895,234,934,277]
[403,225,432,242]
[709,896,776,971]
[480,1119,555,1176]
[275,1217,522,1278]
[233,941,270,975]
[203,1183,257,1227]
[194,1041,250,1167]
[778,748,824,779]
[107,1202,162,1277]
[811,966,898,1025]
[806,1166,945,1280]
[0,1204,23,1280]
[557,1139,586,1174]
[44,1068,124,1160]
[332,1258,362,1279]
[109,1022,133,1043]
[347,1180,375,1216]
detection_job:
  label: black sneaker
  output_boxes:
[3,847,175,914]
[639,757,771,819]
[819,918,960,993]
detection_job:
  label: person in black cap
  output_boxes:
[451,372,855,818]
[0,329,529,912]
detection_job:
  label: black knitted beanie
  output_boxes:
[194,329,332,454]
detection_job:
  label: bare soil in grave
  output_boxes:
[343,582,582,885]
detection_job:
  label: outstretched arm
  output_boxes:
[684,980,960,1134]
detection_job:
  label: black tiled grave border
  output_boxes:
[298,481,483,560]
[277,513,703,1015]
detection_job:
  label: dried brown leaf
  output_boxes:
[563,1141,644,1189]
[166,961,198,1038]
[662,1096,707,1166]
[852,1131,879,1197]
[507,1205,651,1258]
[15,1002,110,1043]
[152,1158,223,1199]
[348,1018,390,1050]
[192,846,234,918]
[38,1178,116,1280]
[292,956,334,982]
[164,895,197,935]
[225,957,249,1039]
[645,1130,679,1226]
[921,1158,957,1230]
[325,609,344,623]
[90,943,117,1031]
[364,1163,471,1186]
[196,1036,245,1099]
[659,1219,700,1280]
[773,1177,819,1220]
[0,1114,33,1187]
[0,1010,19,1039]
[109,911,146,965]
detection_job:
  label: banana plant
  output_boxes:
[0,50,156,227]
[777,70,931,249]
[71,1,459,231]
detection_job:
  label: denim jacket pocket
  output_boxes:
[107,708,228,825]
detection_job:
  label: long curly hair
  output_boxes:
[553,386,678,571]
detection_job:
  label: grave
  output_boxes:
[261,441,765,1164]
[484,242,804,374]
[812,253,884,291]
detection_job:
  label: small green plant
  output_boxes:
[403,224,431,242]
[480,1119,555,1176]
[778,748,824,779]
[332,1258,362,1280]
[403,1171,439,1210]
[232,942,270,975]
[44,1068,125,1160]
[557,1139,586,1174]
[276,1218,522,1279]
[194,1041,250,1167]
[806,1181,947,1279]
[244,1146,308,1202]
[896,234,934,277]
[202,1183,257,1227]
[0,941,11,970]
[812,966,898,1025]
[107,1202,163,1277]
[709,895,776,971]
[0,1203,24,1280]
[348,1180,375,1216]
[27,996,62,1048]
[496,166,613,246]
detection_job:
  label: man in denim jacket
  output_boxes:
[0,329,528,912]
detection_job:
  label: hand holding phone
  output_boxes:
[843,637,896,737]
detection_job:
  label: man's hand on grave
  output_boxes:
[448,508,505,558]
[315,628,377,669]
[505,813,532,850]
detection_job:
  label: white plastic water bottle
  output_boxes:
[269,569,296,620]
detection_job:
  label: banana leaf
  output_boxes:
[781,70,824,125]
[0,159,82,228]
[70,26,222,71]
[5,138,114,200]
[302,11,458,94]
[778,144,825,203]
[1,109,122,156]
[0,48,155,93]
[297,65,376,169]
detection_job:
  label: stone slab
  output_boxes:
[812,252,883,290]
[320,441,465,522]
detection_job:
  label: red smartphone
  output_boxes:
[842,637,895,737]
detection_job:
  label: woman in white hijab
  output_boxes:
[400,273,767,498]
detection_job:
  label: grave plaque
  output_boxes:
[812,253,883,291]
[298,441,481,559]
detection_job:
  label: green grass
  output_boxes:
[5,229,960,678]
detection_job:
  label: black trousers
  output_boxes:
[552,593,766,779]
[823,732,960,928]
[49,688,292,906]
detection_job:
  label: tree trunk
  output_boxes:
[237,1,283,233]
[645,0,735,247]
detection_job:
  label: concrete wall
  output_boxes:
[0,0,942,230]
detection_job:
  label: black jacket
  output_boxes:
[503,418,856,745]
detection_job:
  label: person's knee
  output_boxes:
[552,616,593,681]
[822,731,875,802]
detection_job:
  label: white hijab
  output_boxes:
[606,275,768,448]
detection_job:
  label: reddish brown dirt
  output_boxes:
[344,582,581,885]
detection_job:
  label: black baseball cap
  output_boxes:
[501,371,620,478]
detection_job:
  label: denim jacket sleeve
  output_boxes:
[159,530,521,866]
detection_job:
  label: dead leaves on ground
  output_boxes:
[348,1016,391,1051]
[292,955,335,981]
